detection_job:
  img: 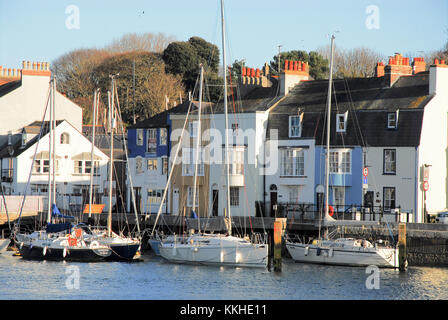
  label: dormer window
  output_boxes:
[387,110,399,129]
[60,132,70,144]
[289,114,303,138]
[336,112,348,133]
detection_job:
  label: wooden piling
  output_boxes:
[398,222,407,271]
[273,218,287,272]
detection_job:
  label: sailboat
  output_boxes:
[85,78,140,261]
[158,0,268,268]
[16,78,112,262]
[285,36,398,268]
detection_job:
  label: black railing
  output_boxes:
[263,202,414,223]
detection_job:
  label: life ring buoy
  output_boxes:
[328,205,334,217]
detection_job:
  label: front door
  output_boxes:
[133,187,141,214]
[364,191,374,209]
[270,191,278,217]
[212,190,219,217]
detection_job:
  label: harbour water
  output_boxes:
[1,250,448,300]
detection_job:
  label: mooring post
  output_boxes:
[273,218,287,272]
[398,222,407,271]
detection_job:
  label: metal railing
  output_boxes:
[262,202,414,223]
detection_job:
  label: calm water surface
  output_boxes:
[1,251,447,300]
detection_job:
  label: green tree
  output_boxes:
[269,50,328,80]
[163,36,222,100]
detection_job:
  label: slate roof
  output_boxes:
[267,73,432,147]
[0,80,21,98]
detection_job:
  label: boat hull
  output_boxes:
[0,238,10,253]
[18,243,111,262]
[148,239,161,255]
[286,242,398,268]
[160,236,268,268]
[107,243,140,261]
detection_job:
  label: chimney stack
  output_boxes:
[384,53,412,86]
[279,59,309,95]
[375,62,385,77]
[412,57,426,74]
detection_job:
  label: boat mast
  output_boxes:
[51,79,56,211]
[88,89,99,218]
[324,35,335,229]
[46,79,53,224]
[221,0,232,236]
[192,64,204,233]
[107,76,116,237]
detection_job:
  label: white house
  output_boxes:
[0,61,83,147]
[0,120,112,215]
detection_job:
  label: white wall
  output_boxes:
[0,74,83,142]
[417,66,448,221]
[364,146,417,217]
[10,121,110,212]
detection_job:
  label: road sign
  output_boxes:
[363,167,369,177]
[423,181,429,192]
[363,177,368,189]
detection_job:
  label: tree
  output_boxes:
[104,32,175,54]
[162,36,222,100]
[92,52,185,124]
[317,45,384,78]
[269,50,329,80]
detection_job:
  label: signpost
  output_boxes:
[362,167,368,189]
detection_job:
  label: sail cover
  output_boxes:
[46,222,72,233]
[52,204,75,219]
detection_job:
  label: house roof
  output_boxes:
[267,73,431,146]
[0,80,21,98]
[127,110,170,128]
[0,120,62,158]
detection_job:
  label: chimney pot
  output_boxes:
[435,59,439,65]
[256,68,261,77]
[441,59,446,65]
[242,67,246,76]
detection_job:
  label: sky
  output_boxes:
[0,0,447,70]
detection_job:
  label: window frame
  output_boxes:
[336,112,348,133]
[383,187,396,211]
[230,186,240,207]
[280,148,305,177]
[136,129,144,146]
[289,115,302,138]
[383,149,396,175]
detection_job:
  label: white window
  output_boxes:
[329,150,351,174]
[187,186,199,207]
[147,159,158,171]
[147,129,157,153]
[281,149,305,176]
[31,184,48,194]
[160,128,167,145]
[135,157,143,174]
[182,148,204,176]
[333,187,345,210]
[136,129,144,146]
[289,115,302,137]
[383,187,396,210]
[384,149,396,174]
[289,186,300,203]
[230,187,239,206]
[336,112,348,133]
[147,189,165,204]
[161,157,168,175]
[387,110,399,129]
[189,121,198,138]
[228,147,244,175]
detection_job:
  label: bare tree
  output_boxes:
[318,45,385,78]
[104,32,176,54]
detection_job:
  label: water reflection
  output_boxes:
[1,252,447,300]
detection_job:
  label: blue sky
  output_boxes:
[0,0,447,70]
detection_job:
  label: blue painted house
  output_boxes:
[126,110,171,214]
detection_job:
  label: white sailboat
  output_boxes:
[86,78,141,261]
[16,78,112,262]
[158,0,268,268]
[285,35,398,268]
